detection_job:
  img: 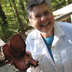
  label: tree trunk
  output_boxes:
[12,0,25,34]
[0,4,12,41]
[66,0,69,5]
[0,4,8,33]
[19,0,25,19]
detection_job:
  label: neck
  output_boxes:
[41,28,54,38]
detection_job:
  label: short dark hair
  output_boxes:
[26,0,51,18]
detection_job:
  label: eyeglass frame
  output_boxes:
[30,10,52,20]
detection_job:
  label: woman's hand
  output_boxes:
[26,51,32,58]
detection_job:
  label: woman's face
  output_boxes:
[29,3,55,33]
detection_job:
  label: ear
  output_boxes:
[29,19,33,23]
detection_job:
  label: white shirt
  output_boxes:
[26,21,72,72]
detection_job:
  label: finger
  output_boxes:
[26,51,32,58]
[9,61,14,65]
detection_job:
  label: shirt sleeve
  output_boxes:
[25,37,41,72]
[25,37,31,52]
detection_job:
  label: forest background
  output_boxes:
[0,0,72,43]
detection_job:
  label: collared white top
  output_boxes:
[26,21,72,72]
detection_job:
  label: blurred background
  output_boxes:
[0,0,72,42]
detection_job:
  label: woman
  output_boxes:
[26,0,72,72]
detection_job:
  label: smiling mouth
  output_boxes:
[40,22,50,27]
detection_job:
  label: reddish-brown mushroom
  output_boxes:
[2,34,38,71]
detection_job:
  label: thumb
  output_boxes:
[26,51,32,58]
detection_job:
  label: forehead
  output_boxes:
[31,4,51,15]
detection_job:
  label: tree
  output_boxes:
[0,4,8,31]
[0,4,12,41]
[12,0,25,34]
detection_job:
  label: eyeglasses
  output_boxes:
[31,11,52,20]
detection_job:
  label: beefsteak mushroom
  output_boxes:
[2,34,38,71]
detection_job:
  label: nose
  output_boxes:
[41,15,47,21]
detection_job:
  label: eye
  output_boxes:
[44,11,50,16]
[33,14,41,20]
[35,14,41,18]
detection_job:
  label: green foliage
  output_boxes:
[0,0,31,42]
[51,0,66,11]
[0,0,72,42]
[51,0,72,11]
